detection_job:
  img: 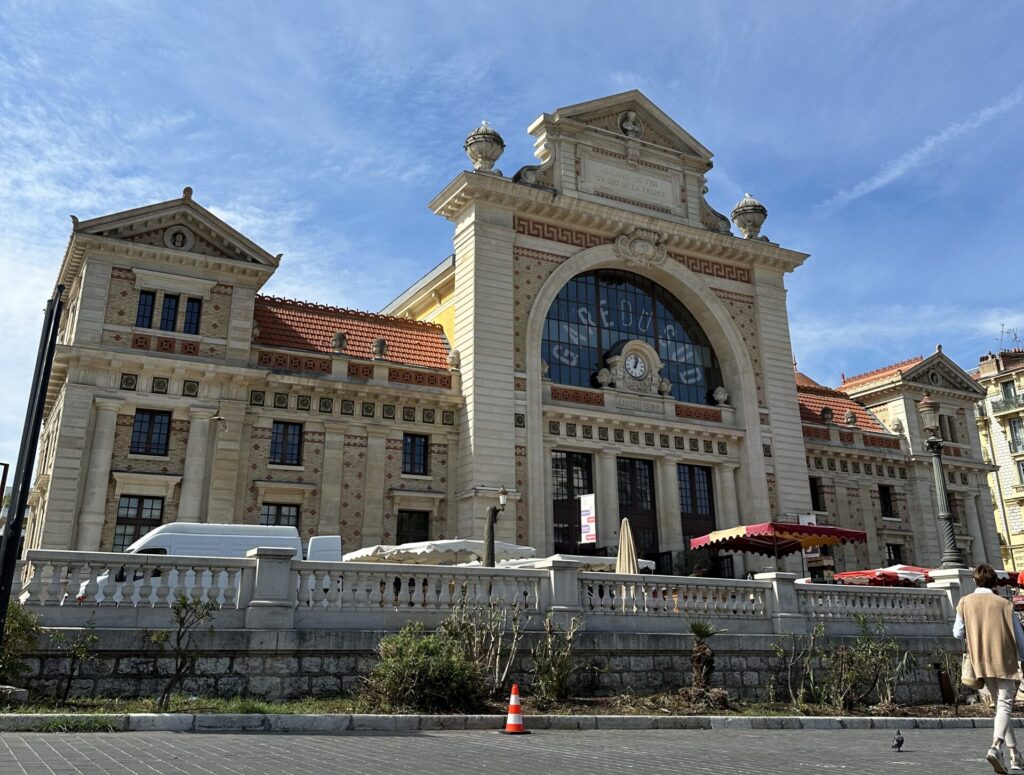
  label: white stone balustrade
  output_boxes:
[16,549,958,638]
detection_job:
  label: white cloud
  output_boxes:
[819,82,1024,212]
[791,304,1024,387]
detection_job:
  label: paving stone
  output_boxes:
[0,728,1013,774]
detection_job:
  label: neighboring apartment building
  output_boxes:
[975,349,1024,570]
[790,350,999,576]
[22,90,999,575]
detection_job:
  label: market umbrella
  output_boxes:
[616,518,640,575]
[346,538,535,565]
[688,521,867,568]
[342,544,396,562]
[494,554,656,572]
[833,564,931,587]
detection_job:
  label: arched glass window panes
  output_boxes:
[541,269,723,405]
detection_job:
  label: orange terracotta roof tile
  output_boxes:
[794,370,824,389]
[840,356,923,389]
[253,296,450,371]
[796,383,887,434]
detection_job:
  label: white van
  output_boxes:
[73,523,343,603]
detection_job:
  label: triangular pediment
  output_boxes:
[902,352,985,397]
[548,91,713,162]
[73,189,279,268]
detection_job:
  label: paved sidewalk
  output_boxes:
[0,728,1010,775]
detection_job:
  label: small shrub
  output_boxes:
[145,595,217,712]
[771,622,824,707]
[361,622,484,713]
[688,620,724,692]
[0,602,41,684]
[48,616,99,703]
[931,644,964,716]
[439,599,527,698]
[821,615,914,712]
[530,615,583,706]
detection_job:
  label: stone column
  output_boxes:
[857,485,883,569]
[656,457,683,553]
[964,493,988,565]
[177,408,215,522]
[595,449,620,550]
[360,428,388,545]
[75,398,122,551]
[715,463,744,577]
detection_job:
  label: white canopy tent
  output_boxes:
[342,539,535,565]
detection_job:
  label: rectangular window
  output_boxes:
[1011,418,1024,453]
[1018,460,1024,484]
[135,290,156,328]
[260,503,299,528]
[402,433,429,475]
[1003,381,1018,402]
[678,463,715,538]
[396,510,430,544]
[885,543,904,564]
[114,495,164,552]
[159,294,179,332]
[270,421,303,465]
[129,410,172,456]
[878,485,897,519]
[809,476,825,512]
[183,298,202,335]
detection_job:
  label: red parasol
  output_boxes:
[688,521,867,561]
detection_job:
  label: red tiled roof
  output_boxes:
[253,296,450,370]
[796,384,887,434]
[795,370,824,389]
[840,356,923,389]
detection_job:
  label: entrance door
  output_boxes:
[551,450,593,555]
[617,457,660,564]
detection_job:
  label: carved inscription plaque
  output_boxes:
[583,159,675,209]
[615,396,663,414]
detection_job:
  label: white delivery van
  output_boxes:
[72,523,343,603]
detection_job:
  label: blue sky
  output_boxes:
[0,2,1022,464]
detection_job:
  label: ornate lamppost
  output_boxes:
[483,486,509,568]
[918,394,966,568]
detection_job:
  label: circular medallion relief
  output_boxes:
[929,370,940,385]
[164,225,195,251]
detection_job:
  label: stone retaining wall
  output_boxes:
[19,628,957,705]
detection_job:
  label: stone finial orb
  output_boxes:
[372,338,388,359]
[464,121,505,173]
[731,193,768,240]
[845,409,857,426]
[712,386,729,406]
[332,331,348,352]
[448,349,461,370]
[658,377,672,396]
[820,407,834,424]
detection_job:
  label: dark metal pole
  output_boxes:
[0,287,64,653]
[483,506,498,569]
[926,434,966,569]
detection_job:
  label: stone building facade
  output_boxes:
[975,349,1024,570]
[24,91,999,575]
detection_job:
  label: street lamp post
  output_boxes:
[918,393,967,569]
[483,486,508,568]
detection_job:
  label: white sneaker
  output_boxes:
[989,746,1008,774]
[1009,750,1024,771]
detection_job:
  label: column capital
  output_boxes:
[94,398,123,412]
[188,407,217,421]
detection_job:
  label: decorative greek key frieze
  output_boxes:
[513,216,611,249]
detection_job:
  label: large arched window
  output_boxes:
[541,269,723,405]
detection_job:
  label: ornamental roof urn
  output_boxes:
[731,193,768,239]
[464,121,505,173]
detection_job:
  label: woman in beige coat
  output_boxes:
[954,564,1024,773]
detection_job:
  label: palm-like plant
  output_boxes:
[688,620,725,691]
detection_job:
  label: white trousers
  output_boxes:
[983,677,1018,748]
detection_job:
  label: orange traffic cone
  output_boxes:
[500,683,531,735]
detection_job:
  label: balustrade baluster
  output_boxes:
[296,569,312,608]
[45,561,64,605]
[437,574,452,609]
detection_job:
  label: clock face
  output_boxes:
[624,353,647,379]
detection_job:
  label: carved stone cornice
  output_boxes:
[429,171,809,274]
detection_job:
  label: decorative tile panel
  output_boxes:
[550,386,605,407]
[388,368,452,389]
[347,362,374,380]
[675,404,722,422]
[258,350,332,374]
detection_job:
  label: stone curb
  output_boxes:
[0,713,1008,733]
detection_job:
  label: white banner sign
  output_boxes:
[579,493,597,544]
[799,513,820,559]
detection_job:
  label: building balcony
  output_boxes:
[1010,484,1024,503]
[993,395,1024,415]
